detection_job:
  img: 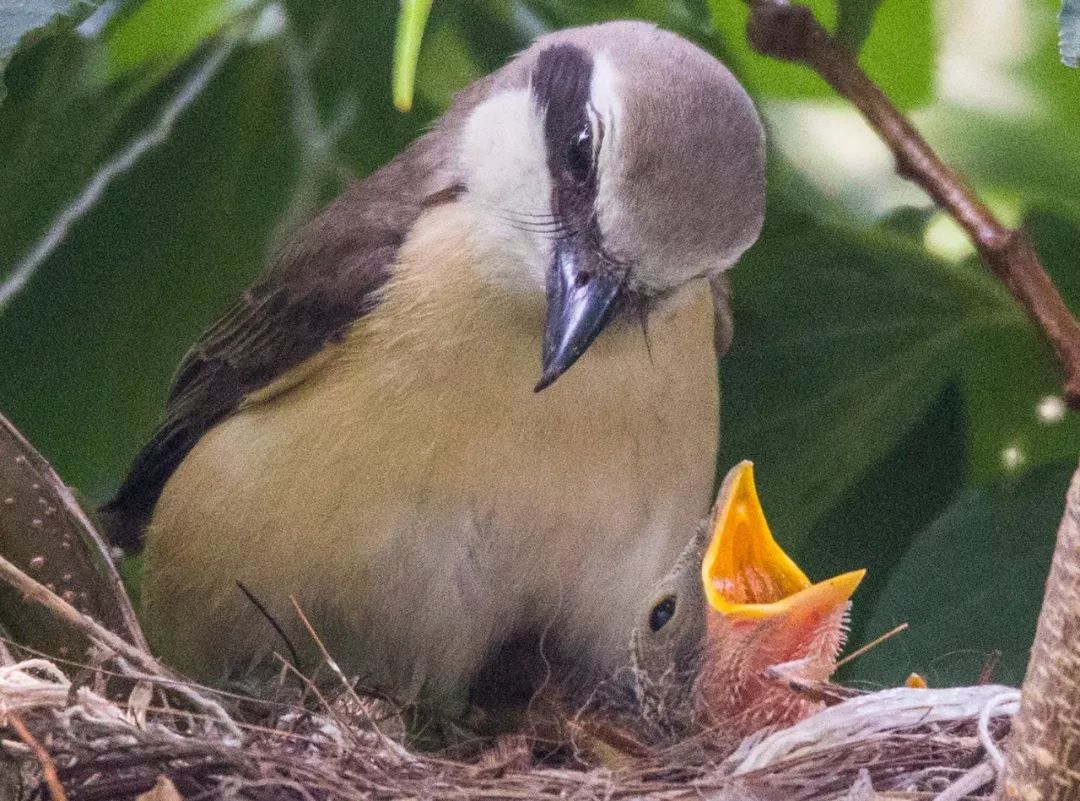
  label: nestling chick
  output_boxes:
[100,21,766,711]
[619,461,864,747]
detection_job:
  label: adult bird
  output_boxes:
[101,21,766,711]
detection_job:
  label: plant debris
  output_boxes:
[0,652,1016,801]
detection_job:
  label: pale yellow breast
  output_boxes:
[143,202,720,700]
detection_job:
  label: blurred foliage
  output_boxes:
[0,0,96,101]
[0,0,1078,688]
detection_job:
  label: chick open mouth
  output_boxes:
[701,461,865,621]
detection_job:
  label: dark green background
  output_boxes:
[1,0,1077,687]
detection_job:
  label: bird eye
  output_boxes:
[567,125,592,181]
[649,595,677,632]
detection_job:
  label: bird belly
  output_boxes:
[143,270,718,707]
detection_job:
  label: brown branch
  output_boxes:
[741,0,1080,408]
[6,711,69,801]
[995,462,1080,800]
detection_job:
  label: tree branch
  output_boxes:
[742,0,1080,408]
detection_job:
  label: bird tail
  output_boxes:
[96,489,152,554]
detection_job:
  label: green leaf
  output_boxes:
[102,0,254,83]
[855,0,933,107]
[393,0,434,112]
[705,0,933,108]
[0,0,98,102]
[0,0,436,497]
[720,196,1080,684]
[718,200,1080,548]
[0,24,294,496]
[956,209,1080,485]
[802,381,968,669]
[720,208,1001,543]
[855,460,1073,687]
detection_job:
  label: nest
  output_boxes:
[0,653,1016,801]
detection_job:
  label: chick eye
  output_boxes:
[649,595,677,632]
[567,125,592,181]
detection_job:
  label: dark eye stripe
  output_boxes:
[567,126,592,180]
[532,43,593,158]
[532,44,599,234]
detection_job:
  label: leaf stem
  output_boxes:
[392,0,434,113]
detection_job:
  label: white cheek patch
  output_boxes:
[457,89,553,293]
[459,89,550,215]
[589,53,622,146]
[589,54,627,259]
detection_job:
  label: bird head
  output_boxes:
[445,21,765,388]
[629,461,865,742]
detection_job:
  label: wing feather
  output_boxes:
[100,132,456,551]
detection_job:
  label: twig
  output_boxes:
[272,655,366,752]
[931,761,995,801]
[0,636,15,666]
[741,0,1080,407]
[977,650,1001,686]
[236,580,302,673]
[0,552,241,741]
[288,596,415,764]
[0,37,237,312]
[6,711,69,801]
[834,623,908,670]
[288,596,365,713]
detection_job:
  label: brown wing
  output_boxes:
[100,133,456,552]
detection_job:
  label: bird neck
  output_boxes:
[696,615,831,739]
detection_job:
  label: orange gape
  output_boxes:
[696,462,865,737]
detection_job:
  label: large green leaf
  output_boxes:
[733,205,1080,676]
[0,0,438,499]
[0,34,294,496]
[718,200,1080,547]
[855,460,1074,687]
[802,381,968,669]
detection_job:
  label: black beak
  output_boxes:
[535,240,624,392]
